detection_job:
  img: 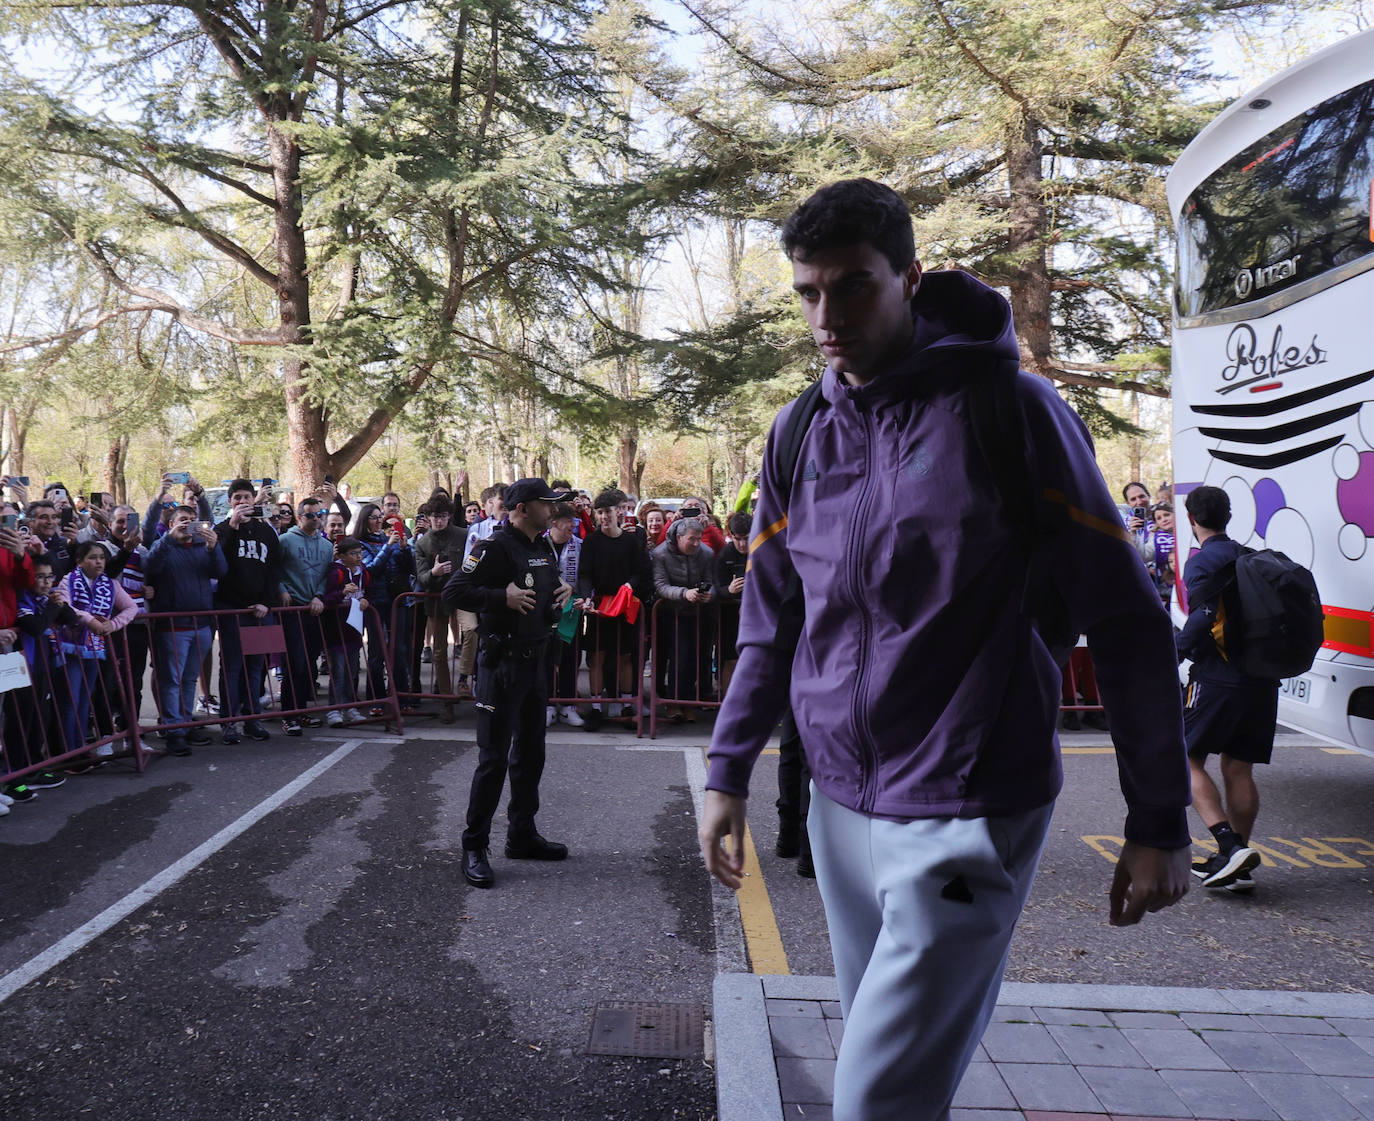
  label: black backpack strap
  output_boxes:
[772,377,825,649]
[776,378,826,509]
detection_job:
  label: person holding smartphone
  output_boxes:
[143,506,226,755]
[414,496,467,721]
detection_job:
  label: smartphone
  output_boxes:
[59,507,76,528]
[8,476,28,487]
[166,471,192,485]
[249,505,268,518]
[127,510,141,534]
[197,520,213,536]
[0,514,15,531]
[323,474,335,486]
[623,514,638,527]
[260,477,276,488]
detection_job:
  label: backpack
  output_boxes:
[772,358,1077,663]
[1214,549,1324,680]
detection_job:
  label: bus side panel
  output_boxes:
[1171,271,1374,754]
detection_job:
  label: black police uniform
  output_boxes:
[441,523,563,852]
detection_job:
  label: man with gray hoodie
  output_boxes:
[699,179,1191,1121]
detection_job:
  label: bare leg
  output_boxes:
[1219,755,1259,841]
[1188,756,1226,830]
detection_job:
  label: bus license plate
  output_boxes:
[1281,676,1311,703]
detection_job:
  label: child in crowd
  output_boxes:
[321,537,371,726]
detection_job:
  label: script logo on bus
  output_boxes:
[1218,322,1327,394]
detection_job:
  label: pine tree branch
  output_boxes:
[929,0,1030,111]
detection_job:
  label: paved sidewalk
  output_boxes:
[714,975,1374,1121]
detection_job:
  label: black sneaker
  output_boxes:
[282,719,303,737]
[4,783,36,803]
[300,715,324,728]
[1225,870,1255,894]
[221,725,242,745]
[65,758,101,775]
[26,771,66,790]
[1201,845,1260,888]
[582,707,603,732]
[1191,853,1225,881]
[186,728,213,747]
[165,736,192,757]
[244,721,272,741]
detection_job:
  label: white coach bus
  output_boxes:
[1167,29,1374,756]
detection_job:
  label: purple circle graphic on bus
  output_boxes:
[1335,451,1374,536]
[1251,478,1285,537]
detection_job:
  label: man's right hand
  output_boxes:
[280,590,293,607]
[432,560,453,578]
[505,582,536,613]
[0,528,22,557]
[699,790,747,890]
[308,597,324,615]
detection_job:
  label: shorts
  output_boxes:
[585,615,638,658]
[1183,679,1278,765]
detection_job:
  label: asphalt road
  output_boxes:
[752,731,1374,990]
[1,719,1370,1121]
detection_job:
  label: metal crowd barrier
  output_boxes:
[132,604,405,743]
[647,598,739,738]
[1,626,146,783]
[546,602,647,735]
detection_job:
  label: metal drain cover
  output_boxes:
[586,1000,705,1058]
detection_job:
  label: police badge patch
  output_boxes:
[524,573,534,588]
[462,553,478,572]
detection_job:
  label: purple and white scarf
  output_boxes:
[65,567,116,658]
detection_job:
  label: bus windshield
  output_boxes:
[1177,78,1374,318]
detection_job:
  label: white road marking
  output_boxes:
[0,739,369,1005]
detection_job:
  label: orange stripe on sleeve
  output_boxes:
[1043,489,1132,544]
[745,514,788,572]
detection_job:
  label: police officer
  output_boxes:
[442,478,574,888]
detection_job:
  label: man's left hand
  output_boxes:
[1109,842,1190,926]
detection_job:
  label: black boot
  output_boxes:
[775,817,801,858]
[462,848,495,888]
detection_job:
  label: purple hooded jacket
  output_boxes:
[706,271,1190,849]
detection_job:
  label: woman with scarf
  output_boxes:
[59,541,138,755]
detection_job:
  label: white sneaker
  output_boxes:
[546,705,557,727]
[94,741,116,759]
[0,791,14,806]
[326,710,346,727]
[559,705,585,728]
[345,708,365,724]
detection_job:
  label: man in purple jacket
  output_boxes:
[698,179,1191,1121]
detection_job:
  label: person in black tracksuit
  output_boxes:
[441,478,574,889]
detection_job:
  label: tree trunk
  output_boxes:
[633,455,645,498]
[617,430,638,494]
[103,437,122,499]
[1129,391,1142,481]
[7,408,27,477]
[1006,116,1053,376]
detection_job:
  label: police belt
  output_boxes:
[480,634,549,660]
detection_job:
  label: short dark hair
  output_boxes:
[1122,481,1148,502]
[25,500,55,517]
[550,479,573,491]
[1185,486,1231,532]
[383,491,401,503]
[31,554,55,574]
[480,484,507,504]
[727,512,751,537]
[428,497,454,518]
[297,497,321,516]
[593,488,626,511]
[551,502,575,522]
[781,179,916,274]
[228,477,254,498]
[72,540,104,564]
[335,537,363,555]
[174,504,198,519]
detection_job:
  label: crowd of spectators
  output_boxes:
[0,470,747,813]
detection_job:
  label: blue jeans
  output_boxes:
[62,656,102,754]
[154,626,212,732]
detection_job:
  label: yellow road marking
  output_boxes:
[1323,748,1361,755]
[736,821,790,975]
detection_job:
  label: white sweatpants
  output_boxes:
[808,786,1054,1121]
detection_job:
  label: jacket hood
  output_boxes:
[666,518,703,553]
[820,269,1021,409]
